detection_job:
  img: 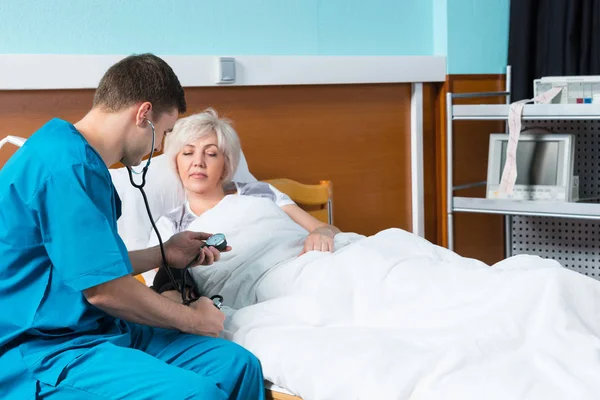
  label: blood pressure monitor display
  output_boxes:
[499,140,560,186]
[487,133,577,202]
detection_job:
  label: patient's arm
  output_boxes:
[152,265,199,302]
[161,290,184,303]
[282,204,341,254]
[282,204,340,233]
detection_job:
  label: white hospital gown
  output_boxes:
[143,182,295,284]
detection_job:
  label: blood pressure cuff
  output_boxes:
[151,266,199,299]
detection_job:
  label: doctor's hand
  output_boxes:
[300,226,336,256]
[165,231,232,268]
[189,297,225,337]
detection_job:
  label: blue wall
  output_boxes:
[433,0,448,57]
[0,0,431,56]
[0,0,509,74]
[445,0,510,74]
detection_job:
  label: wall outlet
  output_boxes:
[216,57,236,84]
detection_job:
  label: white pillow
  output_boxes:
[111,151,257,251]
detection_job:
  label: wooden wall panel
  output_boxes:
[446,75,507,265]
[422,83,444,245]
[0,89,96,176]
[0,90,95,137]
[0,84,417,237]
[434,80,449,247]
[183,84,414,236]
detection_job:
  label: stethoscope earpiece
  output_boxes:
[126,118,156,181]
[144,118,155,131]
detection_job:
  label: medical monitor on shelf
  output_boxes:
[534,75,600,104]
[486,133,578,202]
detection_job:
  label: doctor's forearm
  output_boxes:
[128,246,162,276]
[84,275,202,334]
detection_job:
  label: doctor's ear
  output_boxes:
[134,102,153,127]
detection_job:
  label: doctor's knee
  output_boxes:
[226,342,263,375]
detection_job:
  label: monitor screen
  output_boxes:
[500,140,560,185]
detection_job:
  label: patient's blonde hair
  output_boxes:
[164,108,241,183]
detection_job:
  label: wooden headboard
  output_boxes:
[265,178,333,225]
[0,83,434,239]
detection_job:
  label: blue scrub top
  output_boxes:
[0,119,135,397]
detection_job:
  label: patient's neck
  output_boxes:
[187,187,226,217]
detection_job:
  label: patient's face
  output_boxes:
[176,133,226,195]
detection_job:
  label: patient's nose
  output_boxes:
[193,154,205,167]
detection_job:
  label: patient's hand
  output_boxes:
[300,226,336,255]
[161,290,183,303]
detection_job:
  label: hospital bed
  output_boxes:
[266,384,302,400]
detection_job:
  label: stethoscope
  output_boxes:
[126,119,155,188]
[126,118,223,309]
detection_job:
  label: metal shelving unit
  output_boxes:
[453,104,600,121]
[453,197,600,220]
[446,74,600,265]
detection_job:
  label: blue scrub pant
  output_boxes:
[36,327,265,400]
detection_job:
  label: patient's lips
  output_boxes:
[190,172,208,179]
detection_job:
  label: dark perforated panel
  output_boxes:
[510,120,600,280]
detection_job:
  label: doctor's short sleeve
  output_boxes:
[35,163,133,292]
[236,181,296,208]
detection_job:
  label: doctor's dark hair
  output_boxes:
[93,53,187,116]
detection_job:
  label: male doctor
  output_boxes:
[0,54,265,399]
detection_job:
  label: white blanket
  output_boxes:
[187,195,600,400]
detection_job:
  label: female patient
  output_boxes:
[151,108,341,303]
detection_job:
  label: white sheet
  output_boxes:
[184,195,600,400]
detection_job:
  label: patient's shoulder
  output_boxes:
[233,181,295,208]
[161,203,197,233]
[148,204,196,248]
